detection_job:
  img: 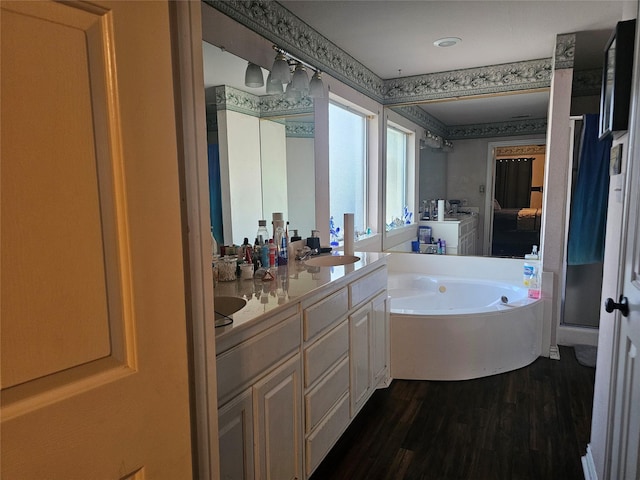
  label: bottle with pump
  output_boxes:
[523,245,540,299]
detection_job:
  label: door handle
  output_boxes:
[604,295,629,317]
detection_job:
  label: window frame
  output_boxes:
[382,112,418,251]
[385,123,412,230]
[327,97,375,242]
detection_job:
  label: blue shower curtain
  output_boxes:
[567,114,612,265]
[208,144,224,245]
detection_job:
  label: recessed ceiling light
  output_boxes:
[434,37,461,48]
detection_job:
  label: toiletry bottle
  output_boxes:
[268,239,277,267]
[253,238,261,269]
[441,240,446,255]
[261,242,270,267]
[256,220,269,245]
[279,236,288,265]
[524,245,540,298]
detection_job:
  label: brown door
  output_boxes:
[1,1,193,478]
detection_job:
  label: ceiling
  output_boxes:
[204,0,635,126]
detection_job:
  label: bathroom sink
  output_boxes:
[304,254,360,267]
[214,296,247,321]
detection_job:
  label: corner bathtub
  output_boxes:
[389,273,543,381]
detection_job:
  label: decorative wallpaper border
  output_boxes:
[496,144,546,156]
[260,93,314,117]
[205,1,554,106]
[214,85,261,116]
[447,118,548,139]
[554,33,576,70]
[382,59,553,104]
[286,121,315,138]
[214,85,314,118]
[205,0,385,102]
[390,105,448,138]
[205,1,563,139]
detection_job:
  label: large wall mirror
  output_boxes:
[388,28,610,259]
[203,41,316,246]
[391,89,549,257]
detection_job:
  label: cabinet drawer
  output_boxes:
[305,392,350,477]
[304,320,348,387]
[349,267,386,308]
[217,313,301,403]
[303,288,348,341]
[305,356,349,433]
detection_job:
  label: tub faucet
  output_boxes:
[296,246,317,261]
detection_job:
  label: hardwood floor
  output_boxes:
[311,346,595,480]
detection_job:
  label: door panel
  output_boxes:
[1,1,193,478]
[608,9,640,476]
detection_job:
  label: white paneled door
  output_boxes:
[1,1,193,478]
[607,93,640,480]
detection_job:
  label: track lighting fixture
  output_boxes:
[269,45,324,98]
[266,72,284,94]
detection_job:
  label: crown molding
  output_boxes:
[447,118,547,139]
[554,33,576,70]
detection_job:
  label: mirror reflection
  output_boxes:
[203,41,315,247]
[394,91,549,258]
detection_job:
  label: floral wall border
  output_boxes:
[205,2,585,140]
[214,85,314,118]
[206,0,554,106]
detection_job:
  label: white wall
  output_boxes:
[260,119,288,223]
[419,148,447,205]
[286,136,316,238]
[218,110,263,245]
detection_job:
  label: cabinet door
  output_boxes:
[1,2,193,478]
[254,355,303,480]
[349,305,372,416]
[371,293,389,385]
[218,389,255,480]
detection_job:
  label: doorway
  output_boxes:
[484,139,546,257]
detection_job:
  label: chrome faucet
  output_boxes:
[296,246,317,261]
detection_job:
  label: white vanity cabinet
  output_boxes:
[216,305,302,480]
[302,265,389,477]
[215,255,390,480]
[302,287,350,477]
[423,215,478,255]
[348,267,389,416]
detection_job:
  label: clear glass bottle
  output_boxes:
[256,220,270,245]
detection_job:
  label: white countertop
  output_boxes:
[213,251,388,338]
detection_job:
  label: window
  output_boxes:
[329,102,368,240]
[386,125,411,230]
